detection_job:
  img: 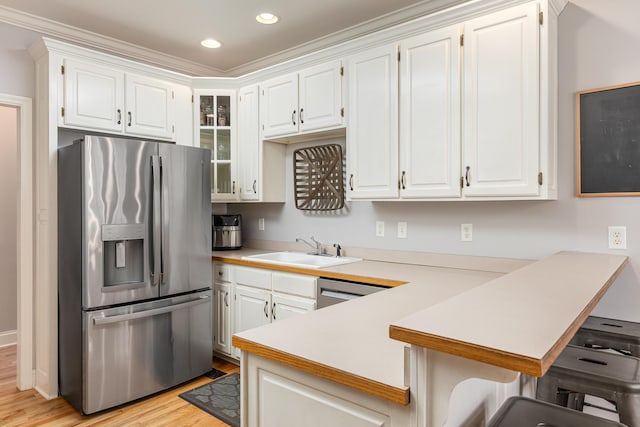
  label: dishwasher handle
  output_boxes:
[320,289,362,301]
[93,295,210,326]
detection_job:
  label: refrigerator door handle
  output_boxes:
[151,155,162,286]
[93,295,210,326]
[160,155,167,284]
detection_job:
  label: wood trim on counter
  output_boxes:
[212,255,406,287]
[232,335,410,406]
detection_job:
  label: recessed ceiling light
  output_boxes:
[256,12,279,25]
[200,38,221,49]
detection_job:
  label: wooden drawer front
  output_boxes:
[272,272,317,298]
[213,262,233,282]
[236,266,272,290]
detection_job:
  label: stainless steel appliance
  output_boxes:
[316,277,386,308]
[212,214,242,250]
[58,135,212,414]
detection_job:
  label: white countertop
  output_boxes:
[218,249,628,404]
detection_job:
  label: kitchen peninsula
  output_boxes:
[216,248,628,426]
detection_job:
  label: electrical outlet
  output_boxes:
[461,224,473,242]
[258,218,265,231]
[376,221,385,237]
[397,222,408,239]
[608,226,627,249]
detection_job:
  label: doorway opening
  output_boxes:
[0,94,33,391]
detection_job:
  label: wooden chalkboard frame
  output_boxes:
[576,81,640,197]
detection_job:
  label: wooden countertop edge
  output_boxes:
[212,255,406,288]
[388,326,544,376]
[389,256,630,377]
[232,335,410,406]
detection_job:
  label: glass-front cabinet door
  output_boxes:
[195,90,237,201]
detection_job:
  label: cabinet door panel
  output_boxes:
[347,44,399,199]
[272,294,315,322]
[299,60,343,132]
[234,286,271,335]
[213,281,232,355]
[261,74,298,138]
[63,59,124,132]
[125,74,174,139]
[463,3,540,197]
[400,26,461,198]
[238,86,260,201]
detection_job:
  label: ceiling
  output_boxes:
[0,0,468,76]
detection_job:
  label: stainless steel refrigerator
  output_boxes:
[58,135,212,414]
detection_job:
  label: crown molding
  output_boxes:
[0,5,223,77]
[227,0,472,76]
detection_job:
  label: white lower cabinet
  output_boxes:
[212,264,317,360]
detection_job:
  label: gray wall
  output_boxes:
[229,0,640,321]
[0,22,40,98]
[0,105,18,333]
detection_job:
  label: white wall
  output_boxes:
[229,0,640,322]
[0,105,18,333]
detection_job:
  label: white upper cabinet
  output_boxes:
[346,44,399,199]
[124,73,174,140]
[462,2,540,198]
[63,59,124,133]
[298,60,344,132]
[238,85,261,201]
[347,1,555,201]
[62,58,177,140]
[261,73,298,138]
[399,26,461,199]
[261,60,344,139]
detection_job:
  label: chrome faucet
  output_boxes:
[296,236,323,255]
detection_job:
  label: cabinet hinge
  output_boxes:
[340,66,344,76]
[262,124,264,131]
[61,106,65,117]
[460,34,464,47]
[538,172,543,186]
[172,125,175,133]
[239,95,242,102]
[397,51,400,62]
[341,107,344,117]
[262,89,264,96]
[460,176,464,189]
[191,95,194,103]
[539,11,543,25]
[171,91,175,100]
[61,65,65,75]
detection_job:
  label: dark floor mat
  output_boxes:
[179,373,240,427]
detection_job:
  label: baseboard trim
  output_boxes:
[0,330,17,348]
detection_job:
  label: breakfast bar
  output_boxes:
[230,251,628,426]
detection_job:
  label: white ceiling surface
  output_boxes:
[0,0,469,76]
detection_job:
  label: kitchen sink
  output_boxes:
[241,252,361,269]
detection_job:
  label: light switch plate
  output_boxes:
[397,222,407,239]
[461,224,472,242]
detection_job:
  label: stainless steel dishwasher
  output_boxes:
[316,277,388,308]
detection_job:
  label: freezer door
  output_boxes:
[83,136,159,308]
[83,291,212,414]
[158,144,212,296]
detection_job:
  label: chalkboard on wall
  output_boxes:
[577,81,640,196]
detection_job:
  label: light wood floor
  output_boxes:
[0,345,240,426]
